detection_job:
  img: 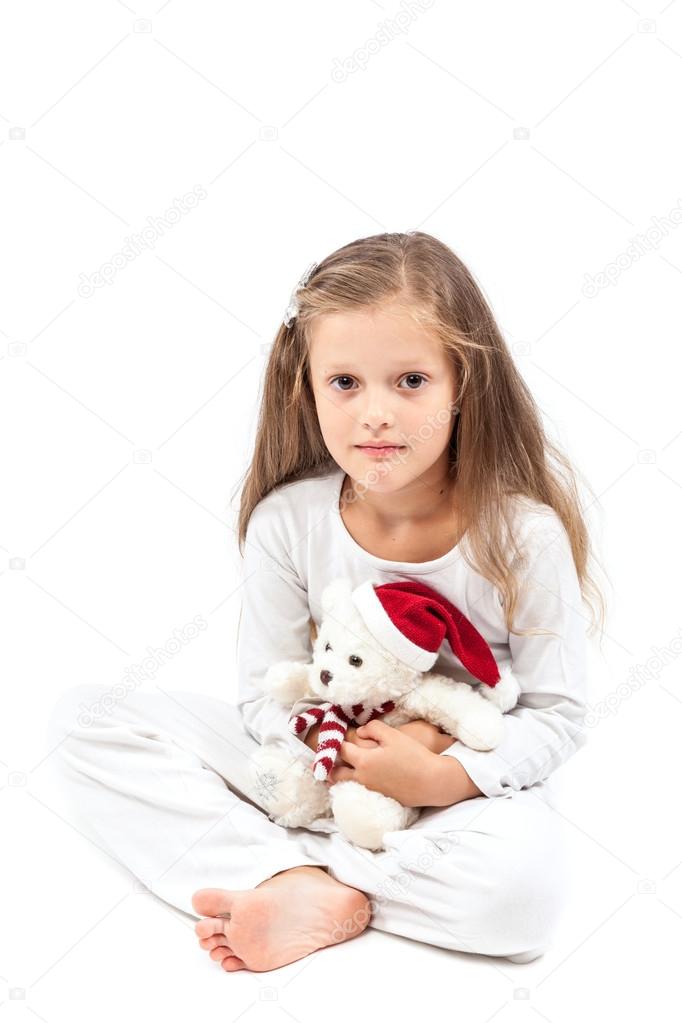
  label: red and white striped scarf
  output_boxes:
[289,700,396,781]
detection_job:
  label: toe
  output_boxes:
[200,935,232,952]
[210,945,232,962]
[221,956,246,972]
[192,887,235,919]
[195,917,226,939]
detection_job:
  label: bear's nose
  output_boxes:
[320,669,332,686]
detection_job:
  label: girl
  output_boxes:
[47,231,605,973]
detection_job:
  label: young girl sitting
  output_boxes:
[47,230,604,973]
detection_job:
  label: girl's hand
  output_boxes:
[303,722,379,754]
[325,719,439,808]
[395,719,456,755]
[344,725,381,750]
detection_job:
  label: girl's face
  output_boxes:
[308,300,459,494]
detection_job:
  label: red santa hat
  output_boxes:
[351,578,520,712]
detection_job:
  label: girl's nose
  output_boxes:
[362,408,394,431]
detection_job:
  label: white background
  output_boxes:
[2,0,682,1018]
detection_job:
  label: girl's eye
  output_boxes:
[400,373,426,390]
[330,376,355,392]
[329,374,427,392]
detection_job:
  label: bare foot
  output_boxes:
[192,865,372,972]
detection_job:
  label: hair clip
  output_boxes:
[283,261,318,327]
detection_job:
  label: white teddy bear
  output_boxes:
[249,577,520,852]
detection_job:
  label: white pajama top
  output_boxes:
[235,464,588,800]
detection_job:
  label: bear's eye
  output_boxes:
[324,642,332,652]
[349,655,363,667]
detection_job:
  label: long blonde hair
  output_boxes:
[233,231,607,641]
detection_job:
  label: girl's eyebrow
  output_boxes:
[323,360,435,371]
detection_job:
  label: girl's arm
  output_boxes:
[437,512,589,798]
[326,718,483,807]
[427,752,484,805]
[236,495,320,757]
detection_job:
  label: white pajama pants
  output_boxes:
[45,683,570,964]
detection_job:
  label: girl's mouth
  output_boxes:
[355,445,405,458]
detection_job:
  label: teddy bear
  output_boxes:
[248,576,520,852]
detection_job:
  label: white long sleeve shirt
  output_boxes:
[235,464,588,802]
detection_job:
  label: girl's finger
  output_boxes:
[339,741,361,764]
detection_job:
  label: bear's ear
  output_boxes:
[320,578,354,617]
